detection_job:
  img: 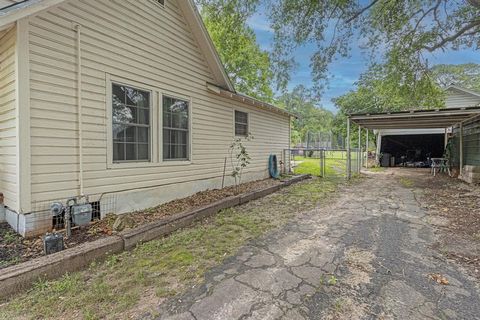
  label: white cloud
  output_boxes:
[247,15,273,33]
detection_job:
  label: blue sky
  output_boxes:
[247,12,480,113]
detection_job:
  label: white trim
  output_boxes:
[106,75,193,169]
[446,85,480,99]
[0,0,67,30]
[160,91,193,164]
[15,18,31,213]
[177,0,234,91]
[106,75,156,169]
[233,109,249,137]
[1,0,236,93]
[206,83,295,118]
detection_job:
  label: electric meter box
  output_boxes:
[71,203,92,226]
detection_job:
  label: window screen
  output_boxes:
[112,83,151,162]
[163,96,189,160]
[235,110,248,136]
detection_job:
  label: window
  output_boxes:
[112,83,151,162]
[235,110,248,136]
[163,96,189,160]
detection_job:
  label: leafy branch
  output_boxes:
[229,133,253,194]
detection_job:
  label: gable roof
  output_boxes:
[0,0,235,91]
[445,85,480,99]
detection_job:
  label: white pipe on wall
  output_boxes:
[74,24,84,195]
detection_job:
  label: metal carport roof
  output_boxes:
[345,106,480,180]
[349,106,480,129]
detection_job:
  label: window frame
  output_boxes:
[234,110,249,137]
[106,75,193,169]
[110,82,153,163]
[160,92,192,163]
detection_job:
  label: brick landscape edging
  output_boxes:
[0,174,310,299]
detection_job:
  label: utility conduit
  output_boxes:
[74,23,84,195]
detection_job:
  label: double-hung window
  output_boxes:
[235,110,248,136]
[163,96,189,160]
[112,83,151,162]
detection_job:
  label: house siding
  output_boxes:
[26,0,289,211]
[445,88,480,108]
[0,26,17,211]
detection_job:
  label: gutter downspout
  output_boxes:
[74,24,84,196]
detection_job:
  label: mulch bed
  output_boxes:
[0,178,281,270]
[410,171,480,278]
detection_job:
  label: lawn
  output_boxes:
[0,176,351,320]
[293,151,359,177]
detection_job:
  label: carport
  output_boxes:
[346,106,480,179]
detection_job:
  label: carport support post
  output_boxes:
[460,122,464,176]
[358,125,361,173]
[365,129,369,169]
[346,117,351,179]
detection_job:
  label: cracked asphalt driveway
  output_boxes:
[156,170,480,320]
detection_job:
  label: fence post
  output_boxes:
[347,117,351,179]
[358,126,361,173]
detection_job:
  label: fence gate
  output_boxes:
[283,148,363,178]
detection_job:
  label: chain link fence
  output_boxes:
[283,148,363,178]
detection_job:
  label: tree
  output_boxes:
[267,0,480,95]
[332,62,445,145]
[430,63,480,91]
[228,134,253,194]
[198,0,274,101]
[276,85,334,145]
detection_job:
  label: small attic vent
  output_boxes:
[157,0,165,6]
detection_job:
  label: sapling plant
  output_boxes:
[229,133,253,194]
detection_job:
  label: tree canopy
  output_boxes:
[431,63,480,91]
[277,85,334,145]
[268,0,480,96]
[198,0,274,101]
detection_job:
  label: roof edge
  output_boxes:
[445,85,480,99]
[178,0,235,92]
[0,0,66,30]
[206,83,296,118]
[0,0,236,93]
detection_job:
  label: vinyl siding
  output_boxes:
[27,0,289,205]
[445,88,480,108]
[0,26,17,211]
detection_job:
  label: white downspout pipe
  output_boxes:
[74,24,84,195]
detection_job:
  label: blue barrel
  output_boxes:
[269,154,280,178]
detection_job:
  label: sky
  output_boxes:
[247,11,480,113]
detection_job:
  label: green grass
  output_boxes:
[367,166,386,172]
[399,177,414,188]
[0,176,350,320]
[293,153,359,177]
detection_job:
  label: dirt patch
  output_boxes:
[324,297,368,320]
[344,247,375,288]
[0,178,281,270]
[394,168,480,279]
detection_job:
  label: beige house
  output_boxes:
[0,0,292,236]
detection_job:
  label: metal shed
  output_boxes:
[346,106,480,179]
